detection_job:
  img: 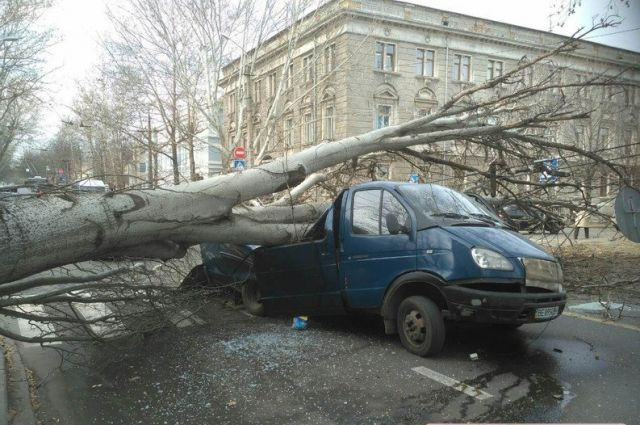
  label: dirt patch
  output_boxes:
[552,239,640,305]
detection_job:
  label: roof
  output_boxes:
[76,179,106,188]
[221,0,639,81]
[351,181,446,192]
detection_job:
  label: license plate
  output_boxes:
[535,306,560,320]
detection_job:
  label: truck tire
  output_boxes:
[242,280,265,316]
[397,296,445,357]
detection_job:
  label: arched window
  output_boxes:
[414,87,437,117]
[322,86,336,140]
[373,83,398,129]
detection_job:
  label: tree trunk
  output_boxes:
[0,117,504,284]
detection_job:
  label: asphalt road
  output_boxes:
[7,298,640,425]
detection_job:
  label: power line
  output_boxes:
[583,26,640,39]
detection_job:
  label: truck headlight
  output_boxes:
[471,248,514,271]
[522,258,564,293]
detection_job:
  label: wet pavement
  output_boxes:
[10,298,640,425]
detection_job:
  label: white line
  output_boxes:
[71,300,125,338]
[180,310,205,325]
[411,366,493,400]
[169,310,204,328]
[563,311,640,332]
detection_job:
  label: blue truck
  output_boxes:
[190,182,566,356]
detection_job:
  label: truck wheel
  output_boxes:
[241,280,265,316]
[397,296,445,357]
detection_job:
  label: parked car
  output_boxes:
[189,182,566,357]
[466,193,565,234]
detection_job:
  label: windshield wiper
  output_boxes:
[469,213,501,225]
[431,212,469,219]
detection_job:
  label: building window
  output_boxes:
[303,54,314,83]
[599,127,610,149]
[376,105,391,129]
[208,144,221,162]
[599,174,609,196]
[268,72,277,97]
[523,66,533,86]
[303,112,314,145]
[286,63,294,89]
[452,54,471,81]
[624,129,634,156]
[254,80,261,103]
[375,42,395,72]
[416,48,435,77]
[324,106,335,140]
[285,118,293,148]
[229,92,236,113]
[575,125,585,147]
[138,162,146,173]
[487,59,503,80]
[324,44,336,74]
[416,108,431,117]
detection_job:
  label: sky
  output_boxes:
[37,0,640,139]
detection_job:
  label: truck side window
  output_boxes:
[352,190,382,235]
[381,191,411,235]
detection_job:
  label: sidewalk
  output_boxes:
[0,337,36,425]
[1,337,7,425]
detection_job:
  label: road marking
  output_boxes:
[71,301,126,338]
[170,310,205,328]
[411,366,493,400]
[180,309,205,325]
[563,311,640,333]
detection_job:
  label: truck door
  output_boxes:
[254,207,343,315]
[340,189,417,309]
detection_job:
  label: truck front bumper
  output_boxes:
[442,285,566,324]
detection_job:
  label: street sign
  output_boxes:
[232,146,247,159]
[408,174,419,183]
[615,186,640,243]
[232,159,246,171]
[538,158,559,184]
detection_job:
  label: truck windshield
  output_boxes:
[398,184,501,224]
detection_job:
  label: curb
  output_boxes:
[0,338,36,425]
[0,337,7,425]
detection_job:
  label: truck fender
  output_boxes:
[380,271,449,335]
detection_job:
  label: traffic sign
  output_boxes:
[232,146,247,159]
[232,159,246,171]
[408,174,419,183]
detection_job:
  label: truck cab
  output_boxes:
[203,182,566,357]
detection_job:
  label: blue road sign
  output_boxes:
[538,158,559,184]
[233,159,246,171]
[409,174,419,183]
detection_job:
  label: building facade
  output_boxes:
[220,0,640,193]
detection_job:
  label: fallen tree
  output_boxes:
[0,21,638,346]
[1,24,636,285]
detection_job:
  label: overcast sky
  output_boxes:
[38,0,640,139]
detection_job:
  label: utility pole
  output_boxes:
[147,111,154,189]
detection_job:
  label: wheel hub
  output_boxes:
[403,309,427,345]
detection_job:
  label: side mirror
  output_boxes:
[386,213,408,235]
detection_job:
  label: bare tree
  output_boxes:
[0,0,52,168]
[105,0,205,185]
